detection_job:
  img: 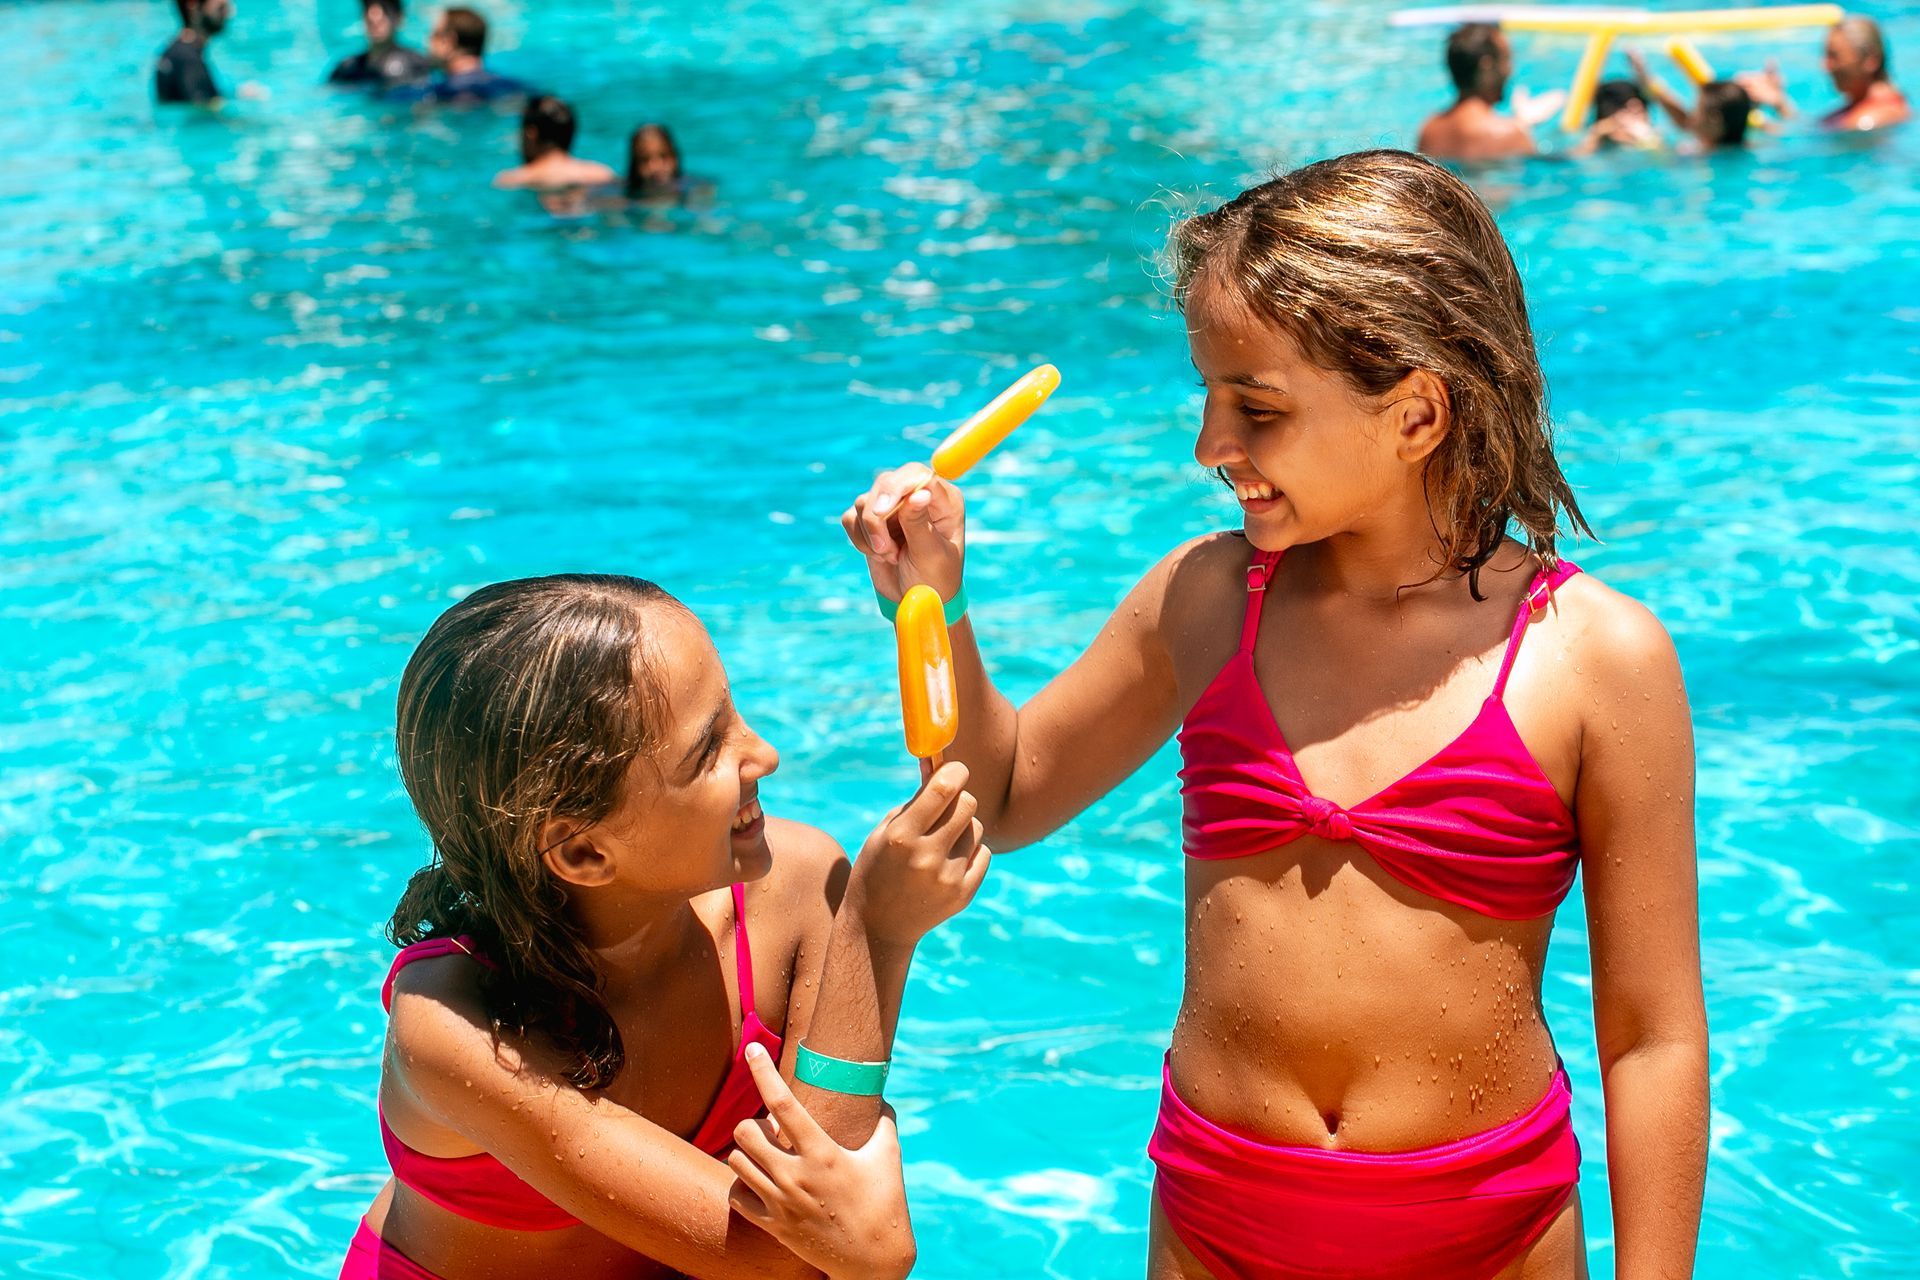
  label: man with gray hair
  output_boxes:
[1823,15,1910,129]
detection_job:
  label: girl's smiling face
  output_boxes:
[560,607,780,899]
[1185,276,1448,555]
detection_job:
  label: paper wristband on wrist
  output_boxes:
[875,582,966,626]
[794,1043,891,1095]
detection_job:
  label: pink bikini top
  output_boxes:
[377,881,783,1231]
[1178,548,1581,921]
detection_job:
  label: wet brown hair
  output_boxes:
[388,574,681,1088]
[1169,149,1592,597]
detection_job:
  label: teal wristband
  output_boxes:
[875,582,968,626]
[794,1043,891,1096]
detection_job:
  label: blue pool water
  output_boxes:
[3,1,1917,1275]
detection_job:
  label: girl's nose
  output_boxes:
[1193,400,1247,471]
[739,723,780,780]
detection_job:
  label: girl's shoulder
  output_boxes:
[1531,563,1686,714]
[1547,564,1679,665]
[1150,530,1257,611]
[753,817,849,906]
[743,817,850,954]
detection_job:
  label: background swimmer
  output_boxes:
[494,96,618,213]
[155,0,231,105]
[1572,79,1665,152]
[1630,51,1759,150]
[389,6,531,105]
[328,0,434,90]
[1417,23,1560,161]
[1823,16,1912,128]
[626,122,692,200]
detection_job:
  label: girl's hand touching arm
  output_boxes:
[729,1043,916,1280]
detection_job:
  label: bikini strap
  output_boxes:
[1491,560,1582,699]
[1239,549,1283,653]
[730,881,757,1021]
[380,935,492,1012]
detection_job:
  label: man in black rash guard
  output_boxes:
[329,0,433,89]
[155,0,233,105]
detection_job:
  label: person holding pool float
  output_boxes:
[342,573,990,1280]
[843,150,1707,1278]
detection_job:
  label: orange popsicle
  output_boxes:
[894,584,958,760]
[930,364,1060,480]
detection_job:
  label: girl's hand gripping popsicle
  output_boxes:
[894,584,958,770]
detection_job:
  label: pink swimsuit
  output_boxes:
[340,881,782,1280]
[1149,547,1584,1279]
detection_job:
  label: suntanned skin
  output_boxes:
[843,281,1708,1278]
[1418,31,1537,161]
[362,607,988,1280]
[494,151,618,190]
[1822,23,1911,130]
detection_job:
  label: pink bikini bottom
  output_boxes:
[1148,1061,1580,1279]
[338,1220,443,1280]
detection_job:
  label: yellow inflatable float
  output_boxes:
[1390,5,1842,128]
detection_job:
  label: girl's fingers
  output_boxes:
[744,1042,829,1155]
[732,1114,793,1173]
[958,833,993,899]
[841,504,872,556]
[900,763,970,831]
[896,489,951,564]
[931,788,980,851]
[725,1151,781,1223]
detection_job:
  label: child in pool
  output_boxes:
[842,151,1707,1278]
[343,573,989,1280]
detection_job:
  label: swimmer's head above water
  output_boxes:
[1446,22,1512,104]
[1167,149,1588,588]
[429,5,487,68]
[390,574,780,1087]
[1696,80,1755,147]
[173,0,231,35]
[1593,79,1648,122]
[1826,16,1892,96]
[520,95,577,162]
[626,122,683,197]
[360,0,403,47]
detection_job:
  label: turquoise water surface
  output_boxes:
[3,1,1917,1276]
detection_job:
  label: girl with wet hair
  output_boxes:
[344,573,989,1280]
[843,150,1706,1277]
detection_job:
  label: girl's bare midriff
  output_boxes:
[1169,843,1559,1152]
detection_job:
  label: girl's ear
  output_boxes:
[1389,370,1451,463]
[540,817,617,888]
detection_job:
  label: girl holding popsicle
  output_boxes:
[843,150,1706,1278]
[345,573,988,1280]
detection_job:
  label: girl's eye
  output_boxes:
[1241,406,1282,422]
[700,729,727,769]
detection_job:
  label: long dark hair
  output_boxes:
[1170,149,1592,598]
[388,574,681,1088]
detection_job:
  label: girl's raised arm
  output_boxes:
[844,468,1209,851]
